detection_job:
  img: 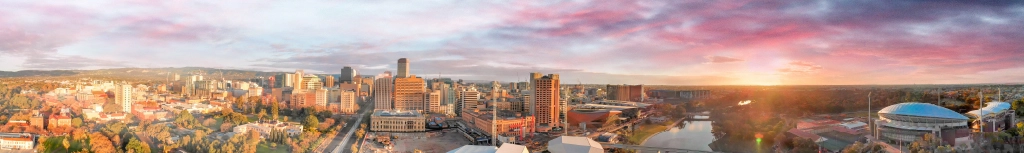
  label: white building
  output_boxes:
[546,136,602,153]
[0,133,34,150]
[447,143,528,153]
[161,103,225,114]
[233,121,303,137]
[340,89,357,114]
[116,83,133,112]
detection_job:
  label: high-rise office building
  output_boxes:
[438,84,457,117]
[115,83,133,112]
[530,72,560,131]
[340,89,357,114]
[294,70,304,90]
[397,58,409,78]
[607,84,644,102]
[428,90,441,114]
[340,66,356,83]
[461,88,480,115]
[301,75,322,91]
[275,73,294,88]
[394,76,426,111]
[325,75,335,88]
[373,72,394,110]
[314,88,328,107]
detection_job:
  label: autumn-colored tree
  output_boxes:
[89,133,117,153]
[62,138,70,152]
[303,115,319,132]
[126,137,151,153]
[257,109,267,121]
[174,110,199,129]
[271,101,280,120]
[220,123,234,132]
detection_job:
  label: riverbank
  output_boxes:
[629,117,687,145]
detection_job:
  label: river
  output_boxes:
[640,120,716,152]
[640,115,769,153]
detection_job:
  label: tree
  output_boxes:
[203,118,218,127]
[71,118,83,127]
[843,141,884,153]
[303,115,319,132]
[271,101,280,120]
[790,138,817,153]
[126,137,151,153]
[62,138,70,152]
[174,110,199,129]
[89,133,117,153]
[220,123,234,132]
[257,109,267,121]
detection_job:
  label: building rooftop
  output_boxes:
[547,136,603,153]
[446,145,496,153]
[878,102,968,120]
[966,102,1011,118]
[495,143,528,153]
[373,110,423,117]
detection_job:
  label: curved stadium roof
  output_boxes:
[878,102,968,120]
[966,102,1011,118]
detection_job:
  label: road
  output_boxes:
[329,111,368,153]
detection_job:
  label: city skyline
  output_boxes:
[1,1,1023,85]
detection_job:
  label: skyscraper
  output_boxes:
[115,83,133,112]
[294,70,304,90]
[340,66,356,83]
[397,58,409,78]
[325,75,335,88]
[394,75,426,111]
[275,73,294,88]
[530,72,560,131]
[300,75,322,91]
[373,72,394,110]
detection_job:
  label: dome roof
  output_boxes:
[547,136,602,153]
[878,102,968,120]
[967,102,1011,117]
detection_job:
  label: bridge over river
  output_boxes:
[600,142,718,153]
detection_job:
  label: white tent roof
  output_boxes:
[447,145,497,153]
[496,143,529,153]
[547,136,603,153]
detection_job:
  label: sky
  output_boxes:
[1,0,1022,85]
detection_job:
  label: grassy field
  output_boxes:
[40,136,88,152]
[627,123,670,144]
[256,143,288,153]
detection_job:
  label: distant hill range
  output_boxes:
[0,67,284,79]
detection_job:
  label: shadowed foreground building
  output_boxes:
[370,110,426,132]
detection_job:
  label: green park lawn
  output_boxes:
[627,123,671,144]
[256,143,289,153]
[40,136,88,152]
